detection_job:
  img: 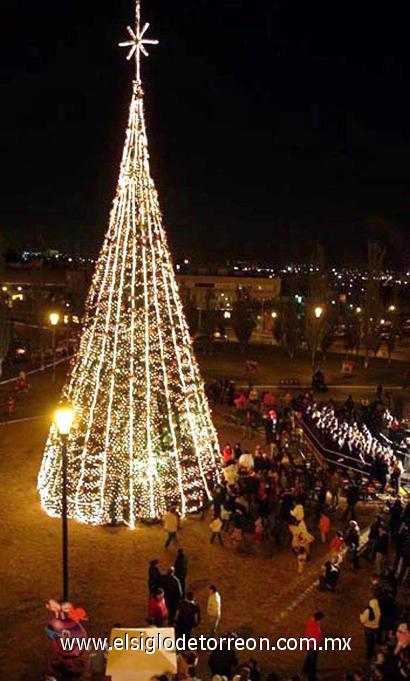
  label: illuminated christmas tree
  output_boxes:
[38,1,221,525]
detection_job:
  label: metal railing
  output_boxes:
[302,419,372,477]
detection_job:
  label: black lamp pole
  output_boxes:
[61,434,69,601]
[52,326,56,383]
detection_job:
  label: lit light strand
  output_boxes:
[37,0,221,524]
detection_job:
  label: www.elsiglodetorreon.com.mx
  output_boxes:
[60,632,352,655]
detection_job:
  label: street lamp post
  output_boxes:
[50,313,59,383]
[312,306,323,372]
[55,405,74,601]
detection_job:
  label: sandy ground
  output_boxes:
[1,384,394,681]
[1,353,409,680]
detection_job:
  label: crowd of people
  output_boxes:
[45,384,409,681]
[144,389,409,681]
[305,399,405,494]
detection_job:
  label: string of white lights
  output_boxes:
[38,1,221,524]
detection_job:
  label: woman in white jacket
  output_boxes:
[359,598,381,660]
[207,585,221,634]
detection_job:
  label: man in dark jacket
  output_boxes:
[365,514,383,562]
[148,559,161,595]
[341,483,359,521]
[374,526,389,576]
[208,639,238,678]
[162,567,182,625]
[175,591,200,640]
[174,548,188,596]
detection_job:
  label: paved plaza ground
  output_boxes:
[0,347,408,680]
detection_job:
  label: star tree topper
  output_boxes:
[119,0,158,83]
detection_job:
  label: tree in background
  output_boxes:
[362,241,385,368]
[343,308,361,355]
[383,299,400,364]
[272,297,303,359]
[304,244,334,370]
[0,299,11,378]
[231,287,260,354]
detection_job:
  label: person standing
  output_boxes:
[148,559,162,595]
[318,512,330,544]
[175,591,201,641]
[366,514,383,562]
[329,531,345,564]
[148,588,168,626]
[302,611,325,681]
[329,469,342,510]
[341,482,359,521]
[264,410,276,457]
[210,515,224,546]
[296,546,307,574]
[345,521,360,570]
[162,567,183,625]
[316,482,328,521]
[391,458,404,496]
[359,598,381,660]
[163,506,179,549]
[374,526,389,576]
[207,585,221,634]
[174,548,188,596]
[222,443,234,463]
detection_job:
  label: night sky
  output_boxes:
[2,0,410,265]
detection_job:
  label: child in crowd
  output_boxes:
[330,531,345,564]
[296,546,307,574]
[209,515,224,545]
[318,512,330,544]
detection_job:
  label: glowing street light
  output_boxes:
[380,319,385,326]
[314,306,323,319]
[223,310,231,319]
[55,405,74,436]
[356,307,362,313]
[271,311,278,319]
[388,305,396,312]
[49,313,60,383]
[54,404,74,601]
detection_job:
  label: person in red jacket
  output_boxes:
[329,531,345,564]
[148,588,168,626]
[302,611,325,681]
[318,512,330,544]
[222,443,233,463]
